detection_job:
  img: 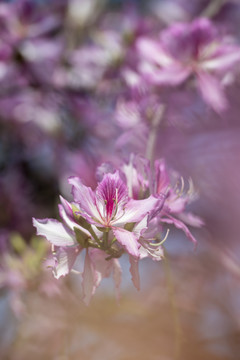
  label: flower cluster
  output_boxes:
[33,156,202,304]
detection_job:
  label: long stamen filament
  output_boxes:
[150,229,170,247]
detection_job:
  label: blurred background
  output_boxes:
[1,0,240,359]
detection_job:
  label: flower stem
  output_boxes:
[201,0,226,18]
[145,104,165,165]
[88,226,102,246]
[103,231,109,249]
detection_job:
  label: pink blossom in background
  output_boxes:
[137,18,240,112]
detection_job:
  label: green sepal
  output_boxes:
[73,227,90,248]
[96,226,110,233]
[71,204,92,230]
[124,222,135,232]
[71,205,101,246]
[72,204,80,219]
[78,216,92,230]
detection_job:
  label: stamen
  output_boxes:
[150,229,170,246]
[71,269,81,275]
[111,188,119,221]
[159,228,170,245]
[103,199,108,220]
[175,176,184,197]
[187,178,194,196]
[111,199,118,220]
[51,244,56,255]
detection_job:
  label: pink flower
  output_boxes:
[33,170,164,302]
[68,171,162,258]
[33,196,122,304]
[128,216,165,291]
[33,196,87,279]
[82,248,122,305]
[33,160,202,301]
[121,155,203,245]
[153,159,204,245]
[137,18,240,112]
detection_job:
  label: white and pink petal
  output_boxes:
[32,218,76,247]
[112,228,140,257]
[52,246,81,279]
[112,259,122,301]
[196,71,227,112]
[89,248,112,282]
[68,177,101,222]
[136,37,173,67]
[129,255,140,290]
[202,47,240,72]
[58,197,90,235]
[82,249,98,306]
[114,196,162,226]
[161,215,197,246]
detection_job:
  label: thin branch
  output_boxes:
[145,104,165,165]
[201,0,226,18]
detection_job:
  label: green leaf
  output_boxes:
[71,205,93,230]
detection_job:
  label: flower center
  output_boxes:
[103,188,119,225]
